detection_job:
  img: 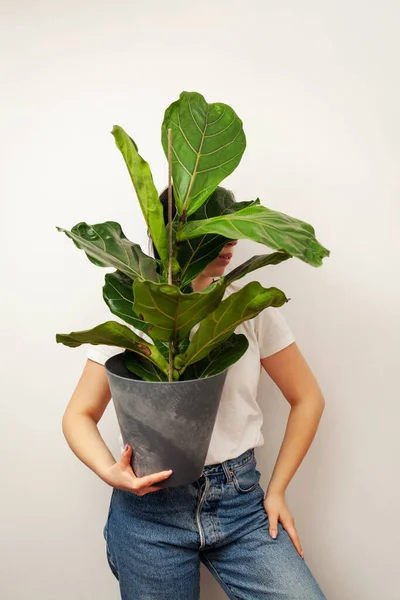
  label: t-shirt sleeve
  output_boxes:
[86,344,123,365]
[254,306,295,358]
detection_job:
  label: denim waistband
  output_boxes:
[201,448,255,477]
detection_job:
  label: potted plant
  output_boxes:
[56,91,329,487]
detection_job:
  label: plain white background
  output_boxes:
[1,1,399,598]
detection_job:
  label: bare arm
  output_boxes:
[261,341,325,495]
[62,359,172,493]
[61,359,117,482]
[260,341,325,556]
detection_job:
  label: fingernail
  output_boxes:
[301,552,304,559]
[125,443,129,451]
[270,530,277,539]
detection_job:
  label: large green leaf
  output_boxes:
[181,334,249,380]
[56,221,161,281]
[174,282,288,368]
[161,92,246,217]
[177,187,260,285]
[178,235,226,287]
[177,204,330,267]
[132,278,226,341]
[224,251,292,286]
[103,271,150,332]
[55,321,174,377]
[123,350,168,382]
[112,126,169,267]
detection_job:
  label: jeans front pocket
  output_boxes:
[232,458,261,493]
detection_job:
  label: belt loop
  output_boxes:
[222,460,233,482]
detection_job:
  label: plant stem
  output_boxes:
[167,128,173,285]
[167,128,173,381]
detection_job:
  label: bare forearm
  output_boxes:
[267,396,325,495]
[62,413,117,482]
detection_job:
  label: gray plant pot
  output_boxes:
[104,352,228,488]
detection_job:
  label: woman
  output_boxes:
[62,189,327,599]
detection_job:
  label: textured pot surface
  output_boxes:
[104,353,228,488]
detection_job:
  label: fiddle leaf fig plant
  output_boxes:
[56,91,330,381]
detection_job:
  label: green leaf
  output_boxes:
[174,282,289,368]
[55,321,170,375]
[161,91,246,217]
[132,278,226,341]
[151,338,190,362]
[103,271,150,332]
[224,251,292,286]
[123,350,168,382]
[56,221,161,281]
[181,334,249,380]
[188,187,259,220]
[153,339,170,361]
[112,125,169,267]
[177,204,330,267]
[178,338,190,354]
[177,188,260,285]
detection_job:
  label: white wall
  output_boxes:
[1,1,399,598]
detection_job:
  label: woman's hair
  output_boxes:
[147,187,177,260]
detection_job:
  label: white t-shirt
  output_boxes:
[86,280,295,465]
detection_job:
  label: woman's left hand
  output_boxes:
[263,491,304,558]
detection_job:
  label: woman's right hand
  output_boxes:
[102,444,173,496]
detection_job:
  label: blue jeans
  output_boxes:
[103,448,326,599]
